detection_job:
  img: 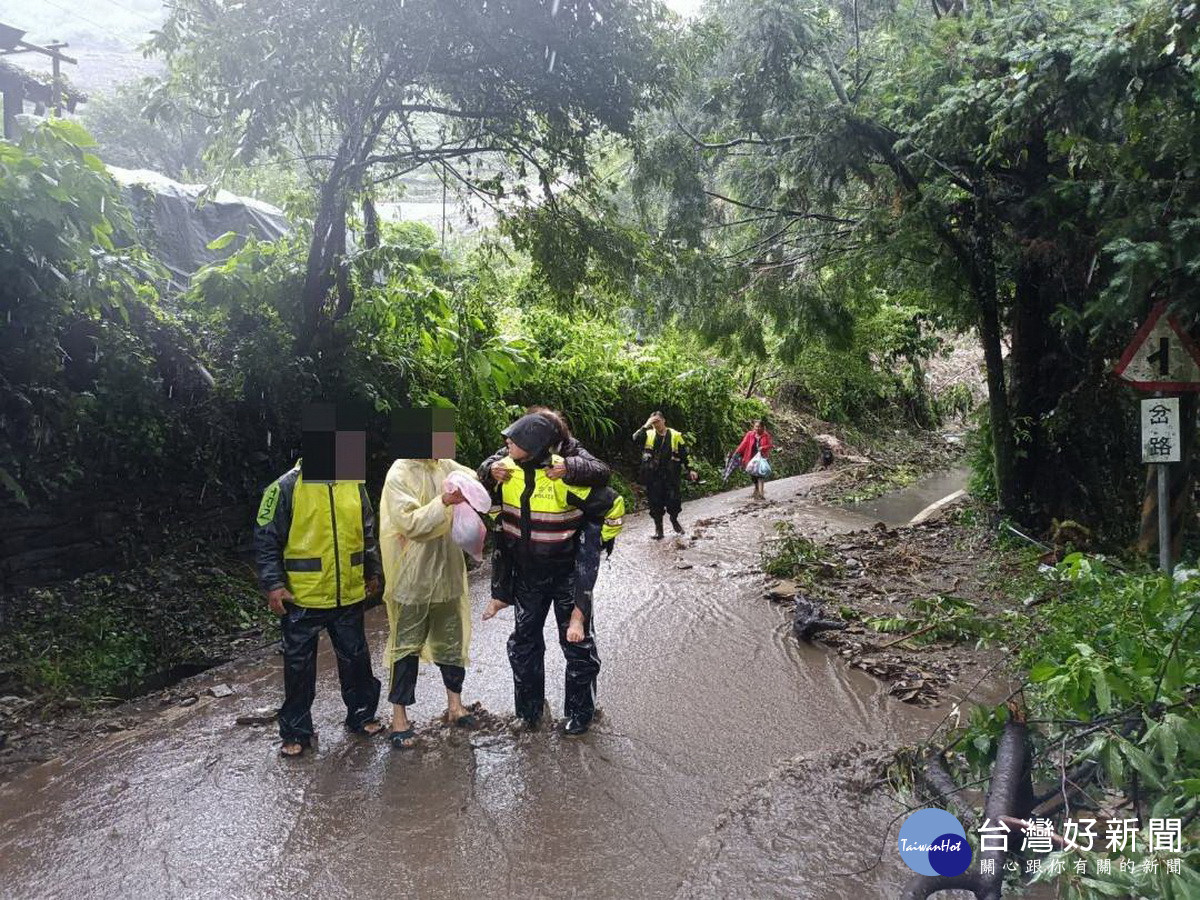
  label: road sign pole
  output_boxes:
[1158,461,1171,576]
[1120,306,1200,578]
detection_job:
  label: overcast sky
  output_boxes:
[665,0,704,17]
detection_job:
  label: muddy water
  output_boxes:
[0,473,970,899]
[846,465,972,526]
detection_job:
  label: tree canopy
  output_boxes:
[631,0,1200,532]
[152,0,680,345]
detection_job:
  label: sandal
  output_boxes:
[389,727,417,750]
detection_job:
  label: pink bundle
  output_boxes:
[444,471,492,561]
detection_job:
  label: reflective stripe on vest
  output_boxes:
[498,455,590,553]
[601,494,626,544]
[500,521,580,543]
[500,502,583,525]
[282,470,367,609]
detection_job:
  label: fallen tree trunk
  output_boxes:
[902,709,1033,900]
[914,752,978,831]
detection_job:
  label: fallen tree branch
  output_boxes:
[902,707,1033,900]
[878,622,940,650]
[914,753,979,831]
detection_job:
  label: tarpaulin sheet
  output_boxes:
[107,165,291,284]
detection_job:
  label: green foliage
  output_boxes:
[760,522,830,583]
[0,121,172,504]
[151,0,679,327]
[933,382,975,423]
[864,595,1012,646]
[175,227,532,488]
[82,80,209,180]
[1,119,766,513]
[1023,556,1199,714]
[1,555,269,699]
[965,405,998,505]
[509,304,763,467]
[154,0,676,170]
[950,554,1200,896]
[631,0,1200,531]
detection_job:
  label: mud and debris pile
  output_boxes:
[764,511,1026,707]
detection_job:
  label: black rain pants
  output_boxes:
[507,557,600,725]
[645,471,682,520]
[388,654,466,706]
[279,602,381,744]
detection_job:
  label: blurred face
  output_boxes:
[506,437,531,461]
[432,429,456,459]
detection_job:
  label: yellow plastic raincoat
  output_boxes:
[379,458,478,670]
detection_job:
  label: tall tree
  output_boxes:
[639,0,1200,534]
[152,0,678,348]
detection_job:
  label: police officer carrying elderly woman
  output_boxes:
[254,405,624,755]
[254,405,628,758]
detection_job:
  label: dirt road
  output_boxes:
[0,472,968,899]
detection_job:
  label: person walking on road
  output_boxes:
[254,460,385,758]
[378,455,483,750]
[734,419,774,500]
[482,412,624,736]
[634,411,697,538]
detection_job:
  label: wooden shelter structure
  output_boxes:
[0,21,81,139]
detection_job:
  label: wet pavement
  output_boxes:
[848,465,972,526]
[0,470,972,899]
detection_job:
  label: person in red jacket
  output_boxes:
[734,419,774,499]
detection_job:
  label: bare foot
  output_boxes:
[444,705,478,728]
[483,598,509,620]
[566,608,586,643]
[280,741,305,758]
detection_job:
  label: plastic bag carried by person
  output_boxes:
[444,471,492,561]
[745,452,773,480]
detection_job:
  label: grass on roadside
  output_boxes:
[937,555,1200,898]
[0,554,270,703]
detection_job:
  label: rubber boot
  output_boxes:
[651,517,664,540]
[670,515,684,534]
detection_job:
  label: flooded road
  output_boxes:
[0,471,971,899]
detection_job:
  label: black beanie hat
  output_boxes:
[502,413,559,461]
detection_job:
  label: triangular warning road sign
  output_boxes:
[1115,302,1200,391]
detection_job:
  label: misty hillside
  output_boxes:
[0,0,164,94]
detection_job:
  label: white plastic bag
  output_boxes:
[444,471,491,561]
[745,452,773,479]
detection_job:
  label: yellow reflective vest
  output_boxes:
[254,463,376,608]
[643,427,685,462]
[495,455,623,557]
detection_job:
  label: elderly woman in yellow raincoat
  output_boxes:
[380,456,480,749]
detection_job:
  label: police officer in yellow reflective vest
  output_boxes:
[482,413,624,736]
[635,411,698,539]
[254,460,385,757]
